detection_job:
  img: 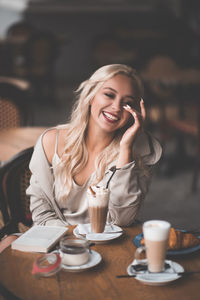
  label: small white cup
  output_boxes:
[59,238,90,266]
[135,220,171,273]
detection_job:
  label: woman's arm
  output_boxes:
[108,161,152,226]
[107,132,162,227]
[26,129,67,227]
[116,99,146,168]
[28,175,67,226]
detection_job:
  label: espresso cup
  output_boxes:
[88,187,109,233]
[59,237,90,266]
[135,220,171,273]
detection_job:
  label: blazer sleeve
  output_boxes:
[107,162,152,226]
[27,175,67,227]
[107,132,162,226]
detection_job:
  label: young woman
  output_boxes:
[26,64,162,227]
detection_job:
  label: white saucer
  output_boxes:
[127,259,184,286]
[60,250,102,272]
[73,224,123,243]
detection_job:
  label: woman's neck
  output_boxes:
[86,123,114,154]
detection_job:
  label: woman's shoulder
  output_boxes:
[30,126,68,170]
[42,127,57,147]
[42,126,68,164]
[134,131,162,165]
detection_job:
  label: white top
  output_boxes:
[51,131,93,225]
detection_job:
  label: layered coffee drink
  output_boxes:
[88,186,109,233]
[143,220,171,273]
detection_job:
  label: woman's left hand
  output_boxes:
[120,99,146,148]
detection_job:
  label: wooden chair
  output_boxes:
[165,102,200,192]
[0,147,34,237]
[0,81,31,128]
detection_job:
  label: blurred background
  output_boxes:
[0,0,200,229]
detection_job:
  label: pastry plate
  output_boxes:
[73,224,123,243]
[127,259,184,286]
[133,232,200,255]
[52,250,102,272]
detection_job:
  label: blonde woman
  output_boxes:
[26,64,162,227]
[0,64,162,252]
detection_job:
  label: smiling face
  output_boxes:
[89,74,139,135]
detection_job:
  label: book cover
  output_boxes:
[11,225,68,253]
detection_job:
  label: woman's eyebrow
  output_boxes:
[103,87,117,93]
[103,87,135,100]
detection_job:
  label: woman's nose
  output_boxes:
[111,100,122,111]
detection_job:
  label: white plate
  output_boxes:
[73,224,123,243]
[59,250,102,272]
[127,259,184,286]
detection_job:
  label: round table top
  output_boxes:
[0,127,47,162]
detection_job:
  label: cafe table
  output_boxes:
[0,127,47,162]
[0,225,200,300]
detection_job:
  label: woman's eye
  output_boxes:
[105,93,115,99]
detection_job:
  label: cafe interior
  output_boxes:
[0,0,200,299]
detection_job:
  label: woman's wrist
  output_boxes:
[116,145,133,168]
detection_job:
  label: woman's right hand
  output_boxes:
[119,99,146,149]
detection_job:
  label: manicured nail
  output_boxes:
[141,98,144,103]
[123,104,131,110]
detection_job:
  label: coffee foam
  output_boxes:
[143,220,170,241]
[87,186,109,207]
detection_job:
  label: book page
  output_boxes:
[11,225,68,253]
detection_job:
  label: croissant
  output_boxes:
[168,228,200,250]
[140,228,200,250]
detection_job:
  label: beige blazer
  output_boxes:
[26,129,162,227]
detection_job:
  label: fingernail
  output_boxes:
[141,98,144,103]
[133,112,137,117]
[123,104,131,110]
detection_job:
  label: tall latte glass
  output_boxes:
[87,187,109,233]
[135,220,171,273]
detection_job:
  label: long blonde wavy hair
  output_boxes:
[54,64,144,203]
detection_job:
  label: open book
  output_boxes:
[11,225,68,253]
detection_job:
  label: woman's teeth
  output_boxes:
[103,112,119,121]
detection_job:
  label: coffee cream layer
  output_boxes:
[143,220,170,241]
[88,186,109,207]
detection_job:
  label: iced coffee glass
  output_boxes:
[135,220,171,273]
[87,186,109,233]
